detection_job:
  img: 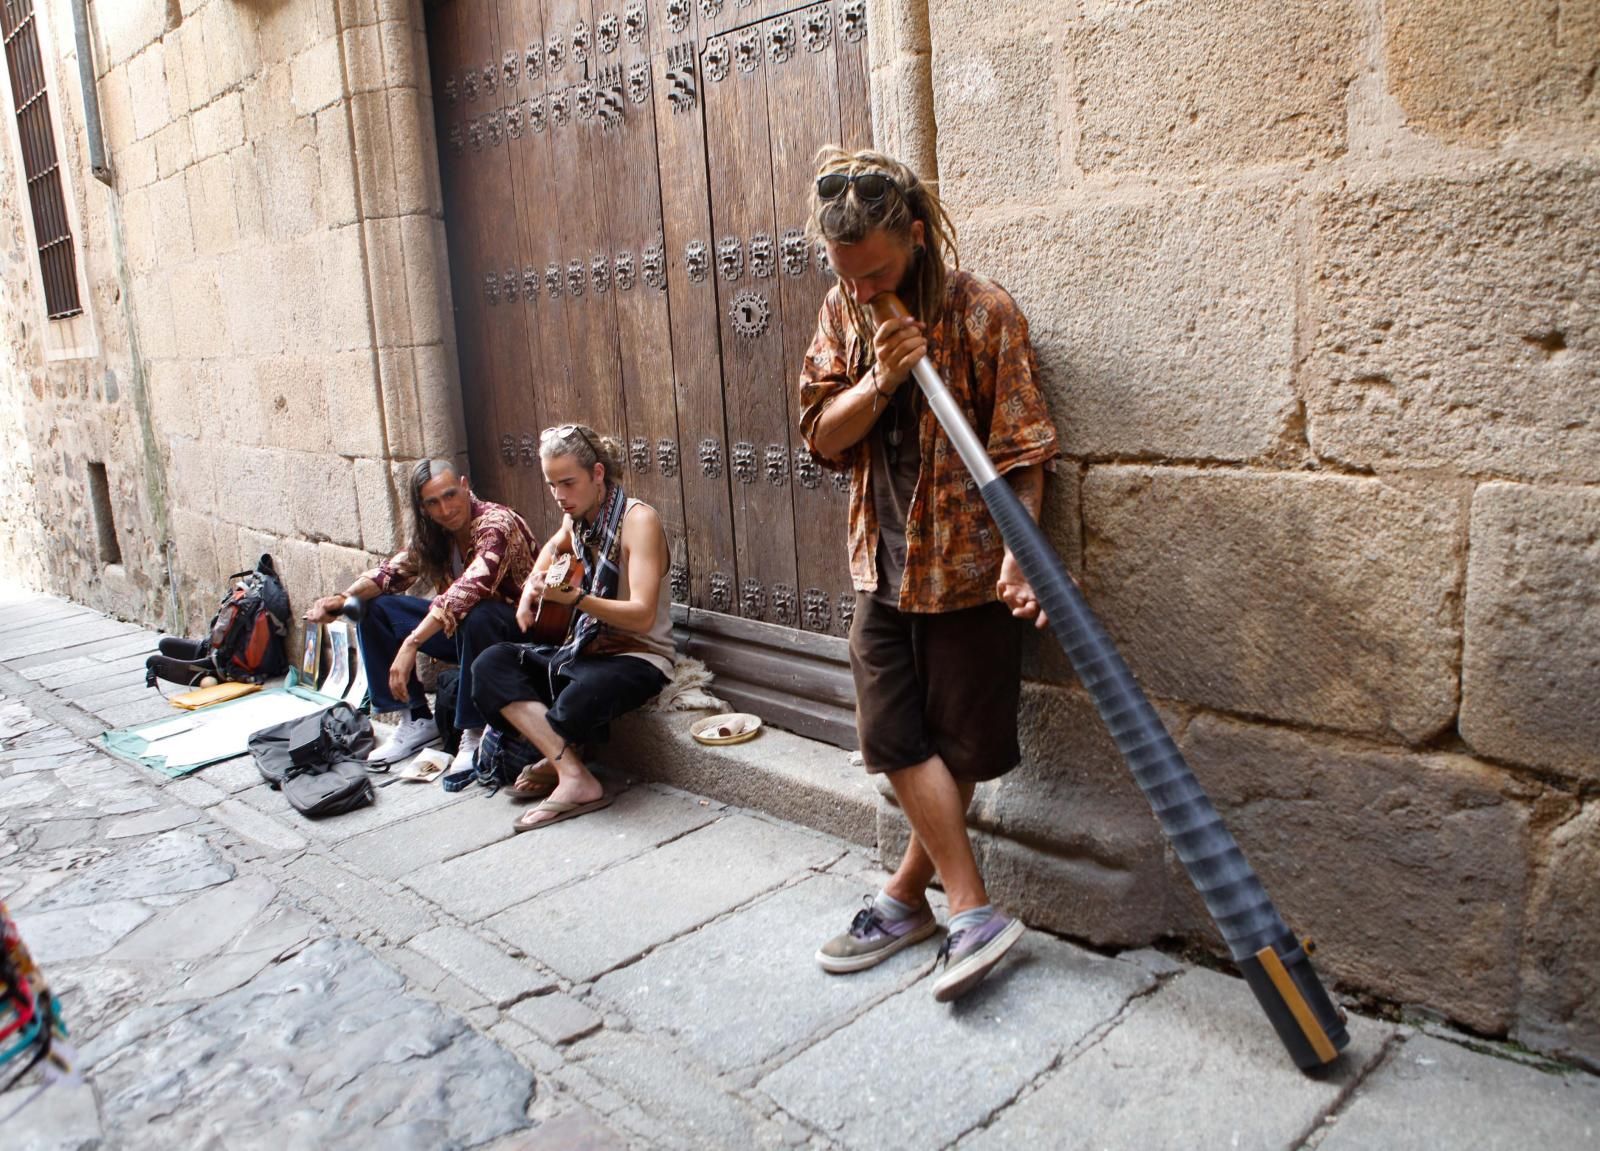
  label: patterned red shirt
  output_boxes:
[799,270,1059,613]
[365,498,537,635]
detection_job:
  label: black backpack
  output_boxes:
[247,703,377,818]
[147,554,291,688]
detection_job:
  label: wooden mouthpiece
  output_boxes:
[866,292,911,326]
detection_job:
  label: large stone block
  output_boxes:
[1460,484,1600,780]
[969,683,1172,944]
[318,226,372,353]
[317,542,378,594]
[165,263,229,358]
[961,189,1298,463]
[91,0,168,68]
[1306,160,1600,481]
[147,175,195,266]
[926,3,1060,204]
[325,350,387,458]
[191,92,245,160]
[217,251,284,357]
[352,457,400,554]
[1081,466,1463,741]
[126,43,172,141]
[1386,0,1600,145]
[217,446,296,535]
[400,214,449,347]
[315,109,359,229]
[291,36,346,115]
[1066,0,1361,175]
[290,454,362,547]
[274,241,335,356]
[1182,715,1528,1033]
[184,154,239,257]
[1517,801,1600,1070]
[256,356,331,454]
[152,121,194,181]
[200,0,261,100]
[349,89,399,220]
[255,118,323,242]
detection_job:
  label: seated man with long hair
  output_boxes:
[471,424,674,833]
[303,459,539,770]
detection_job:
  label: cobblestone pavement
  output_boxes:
[3,592,1598,1150]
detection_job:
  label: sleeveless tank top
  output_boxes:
[589,499,674,677]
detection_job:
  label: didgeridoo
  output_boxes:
[868,291,1348,1071]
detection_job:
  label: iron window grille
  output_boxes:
[2,0,82,319]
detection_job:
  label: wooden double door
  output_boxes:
[427,0,871,639]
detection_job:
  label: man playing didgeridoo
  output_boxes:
[800,147,1060,1001]
[471,424,674,833]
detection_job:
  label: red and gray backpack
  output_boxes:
[146,554,292,688]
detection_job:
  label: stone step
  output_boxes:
[604,708,879,850]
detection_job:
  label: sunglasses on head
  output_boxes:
[541,423,600,459]
[816,171,898,203]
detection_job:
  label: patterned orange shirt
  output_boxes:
[364,497,538,636]
[799,270,1059,613]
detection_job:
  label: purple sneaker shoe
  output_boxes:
[931,910,1026,1002]
[816,898,940,974]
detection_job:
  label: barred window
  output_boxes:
[2,0,81,319]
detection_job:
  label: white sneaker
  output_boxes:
[450,727,484,775]
[368,714,440,763]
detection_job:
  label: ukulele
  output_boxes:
[527,552,586,643]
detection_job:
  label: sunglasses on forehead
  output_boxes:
[816,171,898,203]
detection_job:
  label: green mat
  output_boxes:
[98,681,341,778]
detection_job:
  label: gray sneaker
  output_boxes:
[816,898,939,974]
[930,911,1026,1002]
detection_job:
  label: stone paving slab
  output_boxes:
[28,829,235,911]
[42,651,159,694]
[107,873,278,963]
[11,630,159,675]
[402,785,722,922]
[336,786,528,881]
[14,899,154,963]
[286,852,441,945]
[0,618,139,660]
[962,967,1392,1151]
[95,694,183,730]
[592,871,935,1075]
[210,797,311,852]
[1316,1033,1600,1151]
[234,768,469,842]
[760,932,1156,1149]
[567,1030,786,1150]
[191,754,267,793]
[91,937,535,1150]
[410,924,558,1007]
[489,813,842,983]
[509,992,605,1046]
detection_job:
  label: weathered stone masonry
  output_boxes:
[874,0,1599,1067]
[0,0,1595,1068]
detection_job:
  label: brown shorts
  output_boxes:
[848,593,1023,781]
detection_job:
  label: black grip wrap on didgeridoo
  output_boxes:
[978,475,1349,1068]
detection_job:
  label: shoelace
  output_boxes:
[934,928,968,969]
[847,904,887,939]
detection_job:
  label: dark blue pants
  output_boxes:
[357,596,529,730]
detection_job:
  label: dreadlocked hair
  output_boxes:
[806,146,959,353]
[406,458,463,588]
[538,423,625,487]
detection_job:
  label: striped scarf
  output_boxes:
[547,481,627,684]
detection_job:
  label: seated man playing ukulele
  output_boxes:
[470,423,675,833]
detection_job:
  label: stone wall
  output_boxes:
[875,0,1600,1067]
[0,0,461,644]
